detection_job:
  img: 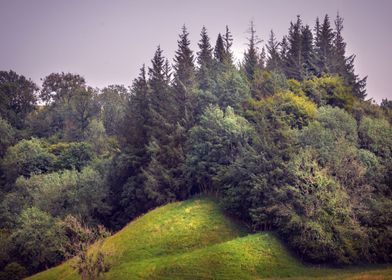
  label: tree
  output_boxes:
[49,141,94,171]
[0,71,38,129]
[223,25,234,65]
[214,33,226,64]
[143,46,187,205]
[186,106,254,194]
[16,167,109,223]
[266,30,281,72]
[197,26,214,91]
[11,207,65,271]
[68,87,100,140]
[284,16,303,80]
[332,13,367,99]
[40,73,99,140]
[243,21,261,82]
[301,24,317,77]
[98,85,129,136]
[0,117,15,157]
[2,138,55,184]
[173,25,197,129]
[64,217,111,280]
[314,15,335,73]
[40,72,86,105]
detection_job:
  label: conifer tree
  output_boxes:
[122,65,150,150]
[214,33,226,64]
[301,24,318,77]
[259,47,266,70]
[197,26,214,90]
[315,14,335,73]
[173,25,197,129]
[266,30,282,72]
[332,13,367,99]
[243,21,260,82]
[284,16,303,80]
[223,25,234,65]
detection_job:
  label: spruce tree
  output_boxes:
[332,13,367,99]
[214,33,226,64]
[173,25,197,129]
[284,16,303,80]
[143,45,189,205]
[243,21,260,82]
[301,24,318,77]
[266,30,282,72]
[315,14,335,73]
[259,47,266,70]
[223,25,234,65]
[197,26,214,90]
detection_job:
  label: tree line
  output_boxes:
[1,14,392,278]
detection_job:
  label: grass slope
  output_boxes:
[28,198,392,280]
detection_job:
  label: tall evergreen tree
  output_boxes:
[332,13,367,99]
[301,24,318,77]
[122,65,150,150]
[284,16,303,80]
[197,26,214,90]
[315,14,335,73]
[223,25,234,65]
[173,25,197,129]
[214,33,226,64]
[259,47,266,70]
[266,30,282,72]
[243,21,260,82]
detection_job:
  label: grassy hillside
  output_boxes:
[28,198,392,280]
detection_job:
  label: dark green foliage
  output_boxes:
[16,167,109,223]
[243,21,260,83]
[10,207,65,272]
[266,30,282,72]
[0,71,38,129]
[186,106,254,194]
[173,25,197,129]
[214,33,226,64]
[0,117,15,157]
[2,138,55,184]
[98,85,129,136]
[50,142,94,171]
[197,26,214,91]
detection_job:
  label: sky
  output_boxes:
[0,0,391,102]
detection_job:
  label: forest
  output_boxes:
[1,13,392,279]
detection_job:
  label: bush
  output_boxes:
[50,142,94,171]
[16,167,109,223]
[2,138,55,183]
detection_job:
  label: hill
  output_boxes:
[28,198,392,280]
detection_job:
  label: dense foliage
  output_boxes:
[1,13,391,278]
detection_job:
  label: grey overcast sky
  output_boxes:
[0,0,391,102]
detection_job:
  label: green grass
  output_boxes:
[28,198,392,280]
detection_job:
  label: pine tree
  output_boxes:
[223,25,234,65]
[315,14,335,73]
[259,47,266,70]
[280,36,289,67]
[243,21,260,82]
[143,43,191,205]
[266,30,282,72]
[284,16,303,80]
[122,65,150,149]
[301,24,318,77]
[332,13,367,99]
[197,26,214,90]
[214,33,226,64]
[173,25,197,129]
